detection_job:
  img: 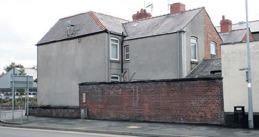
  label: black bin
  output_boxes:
[234,106,245,127]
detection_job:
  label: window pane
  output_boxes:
[111,75,120,82]
[125,46,129,53]
[124,46,129,60]
[210,42,216,55]
[191,37,197,60]
[191,44,196,60]
[125,54,129,60]
[111,44,118,59]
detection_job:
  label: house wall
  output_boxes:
[79,78,224,125]
[108,33,123,80]
[253,32,259,41]
[123,34,181,81]
[182,9,205,76]
[203,11,222,59]
[37,33,109,106]
[222,41,259,113]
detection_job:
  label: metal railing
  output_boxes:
[0,106,27,124]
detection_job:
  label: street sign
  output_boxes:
[10,75,33,88]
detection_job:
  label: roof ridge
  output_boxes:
[220,28,247,34]
[92,11,129,22]
[232,20,259,25]
[124,7,203,24]
[60,12,87,20]
[89,11,106,31]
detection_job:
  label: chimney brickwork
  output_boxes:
[132,9,152,21]
[220,15,232,33]
[170,3,186,14]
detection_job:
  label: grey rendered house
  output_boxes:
[36,3,222,107]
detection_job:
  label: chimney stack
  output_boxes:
[220,15,232,33]
[132,9,152,21]
[170,3,186,14]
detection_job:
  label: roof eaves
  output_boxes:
[89,11,106,31]
[36,30,107,46]
[124,31,185,41]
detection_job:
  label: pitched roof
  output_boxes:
[219,29,247,44]
[216,20,259,33]
[123,8,203,40]
[186,59,222,78]
[37,11,128,45]
[38,8,203,45]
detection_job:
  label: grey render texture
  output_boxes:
[222,41,259,113]
[37,7,221,106]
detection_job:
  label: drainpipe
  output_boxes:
[120,32,125,81]
[107,31,111,82]
[177,30,183,78]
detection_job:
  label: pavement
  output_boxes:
[1,116,259,137]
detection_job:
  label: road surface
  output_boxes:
[0,126,138,137]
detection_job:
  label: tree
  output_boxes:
[18,67,27,76]
[4,62,25,74]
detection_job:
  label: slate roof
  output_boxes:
[37,11,128,45]
[232,20,259,33]
[123,8,203,40]
[38,8,203,45]
[216,20,259,33]
[219,29,247,44]
[186,59,222,78]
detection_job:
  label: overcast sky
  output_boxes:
[0,0,258,73]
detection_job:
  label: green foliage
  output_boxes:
[18,67,27,76]
[0,98,37,106]
[4,62,25,73]
[17,89,26,95]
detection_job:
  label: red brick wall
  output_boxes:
[204,11,222,59]
[242,31,255,42]
[80,78,224,125]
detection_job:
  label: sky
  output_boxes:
[0,0,258,73]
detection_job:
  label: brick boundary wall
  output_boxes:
[79,78,224,125]
[29,106,80,118]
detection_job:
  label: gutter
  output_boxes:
[36,30,108,46]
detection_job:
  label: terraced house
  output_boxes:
[36,3,222,107]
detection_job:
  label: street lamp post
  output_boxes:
[245,0,254,129]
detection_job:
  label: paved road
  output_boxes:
[0,126,138,137]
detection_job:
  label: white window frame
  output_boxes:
[210,42,216,59]
[110,75,120,82]
[110,38,119,60]
[191,37,198,61]
[124,45,129,61]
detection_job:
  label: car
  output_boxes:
[0,93,5,100]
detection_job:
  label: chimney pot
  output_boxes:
[170,3,186,14]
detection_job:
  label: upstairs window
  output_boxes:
[110,38,119,60]
[124,45,129,61]
[110,75,120,82]
[191,37,198,61]
[210,42,217,59]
